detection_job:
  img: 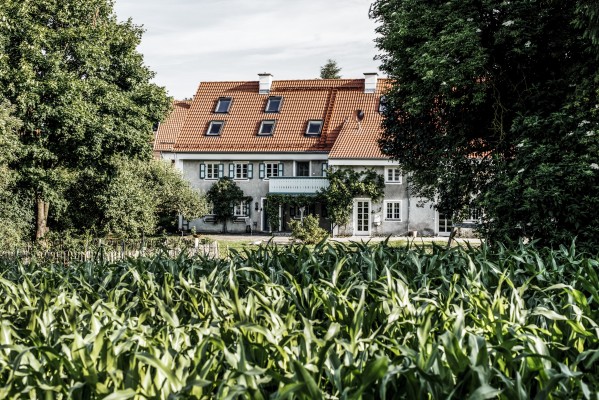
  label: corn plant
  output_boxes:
[0,241,597,398]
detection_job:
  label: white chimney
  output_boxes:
[258,73,273,94]
[364,72,378,94]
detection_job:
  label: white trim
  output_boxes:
[329,159,396,166]
[263,162,280,179]
[384,167,402,184]
[161,152,327,162]
[353,198,371,236]
[383,200,402,222]
[204,162,220,180]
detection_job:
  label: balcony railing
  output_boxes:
[268,177,329,194]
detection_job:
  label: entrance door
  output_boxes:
[261,198,269,232]
[354,199,371,236]
[438,212,452,236]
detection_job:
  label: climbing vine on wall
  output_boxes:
[318,169,385,231]
[264,194,315,233]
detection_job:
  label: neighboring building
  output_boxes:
[154,73,448,237]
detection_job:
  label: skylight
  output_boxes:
[265,96,282,113]
[305,120,323,135]
[258,120,276,135]
[206,120,224,135]
[215,97,232,113]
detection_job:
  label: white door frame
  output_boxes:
[437,211,452,237]
[353,198,371,236]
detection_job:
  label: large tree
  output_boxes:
[371,0,599,249]
[0,0,171,239]
[206,178,251,233]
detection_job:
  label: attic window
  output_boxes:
[258,120,276,135]
[265,96,282,113]
[215,97,232,113]
[305,120,323,136]
[206,120,224,135]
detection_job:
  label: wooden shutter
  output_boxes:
[229,163,235,178]
[321,163,328,176]
[218,163,224,178]
[247,163,253,179]
[259,163,265,179]
[199,163,206,179]
[278,163,284,176]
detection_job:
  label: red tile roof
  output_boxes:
[162,78,391,159]
[154,100,191,155]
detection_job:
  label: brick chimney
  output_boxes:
[258,73,273,94]
[364,73,378,94]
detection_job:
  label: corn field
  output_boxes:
[0,240,598,399]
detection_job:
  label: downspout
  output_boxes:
[406,174,410,234]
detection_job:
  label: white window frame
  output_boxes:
[233,201,248,217]
[235,163,249,180]
[206,120,224,136]
[385,167,402,184]
[305,120,323,136]
[205,163,219,180]
[214,97,232,113]
[384,200,402,221]
[265,162,279,179]
[258,120,276,135]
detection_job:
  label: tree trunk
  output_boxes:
[36,197,50,240]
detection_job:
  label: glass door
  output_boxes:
[438,212,452,236]
[354,199,371,235]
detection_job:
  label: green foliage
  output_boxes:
[0,0,171,238]
[265,194,315,233]
[1,242,598,397]
[289,214,328,244]
[318,168,385,230]
[97,158,207,237]
[319,59,342,79]
[371,0,599,249]
[206,177,251,232]
[0,100,32,247]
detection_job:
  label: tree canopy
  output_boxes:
[206,178,251,233]
[0,0,173,240]
[371,0,599,249]
[320,59,342,79]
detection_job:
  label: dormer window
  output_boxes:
[258,120,276,135]
[215,97,232,113]
[265,96,282,113]
[206,120,224,135]
[305,120,323,136]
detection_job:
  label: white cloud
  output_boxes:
[115,0,381,99]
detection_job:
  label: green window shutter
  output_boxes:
[278,163,284,176]
[321,162,328,176]
[229,163,235,178]
[218,163,224,178]
[247,163,253,179]
[244,202,249,216]
[259,163,265,179]
[199,163,206,179]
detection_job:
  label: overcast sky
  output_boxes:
[114,0,382,99]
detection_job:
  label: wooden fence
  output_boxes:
[0,239,219,264]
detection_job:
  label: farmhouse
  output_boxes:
[155,73,451,237]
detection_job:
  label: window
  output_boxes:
[385,167,402,183]
[296,161,310,177]
[258,120,276,135]
[233,201,249,217]
[229,162,253,179]
[305,120,323,135]
[385,201,402,221]
[206,120,224,135]
[214,97,232,113]
[260,162,283,179]
[265,96,282,113]
[200,162,223,179]
[379,95,387,113]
